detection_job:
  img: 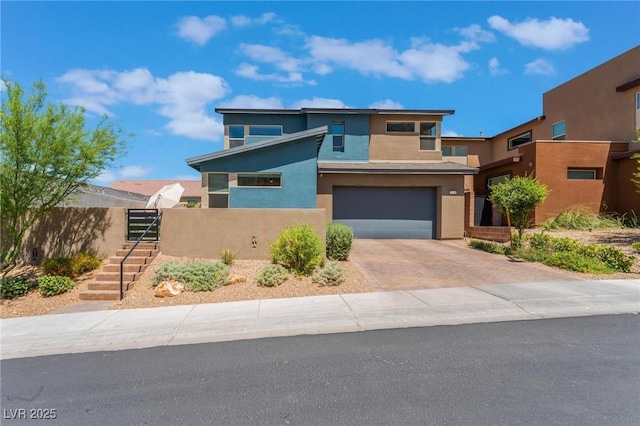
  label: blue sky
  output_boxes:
[2,1,639,183]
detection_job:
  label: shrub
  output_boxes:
[549,237,581,253]
[152,261,229,292]
[41,256,74,277]
[468,240,509,255]
[312,262,346,286]
[542,252,614,274]
[257,264,289,287]
[38,275,76,297]
[220,249,237,266]
[71,252,101,276]
[41,252,101,278]
[0,277,34,299]
[326,223,354,261]
[543,206,627,231]
[592,245,634,272]
[632,242,640,253]
[269,223,323,276]
[528,233,553,251]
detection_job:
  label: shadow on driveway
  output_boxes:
[349,239,582,291]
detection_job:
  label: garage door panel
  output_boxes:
[334,219,433,239]
[333,187,436,239]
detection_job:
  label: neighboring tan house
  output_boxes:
[186,109,478,239]
[108,180,202,206]
[450,45,640,226]
[60,183,149,207]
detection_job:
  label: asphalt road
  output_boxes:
[1,315,639,425]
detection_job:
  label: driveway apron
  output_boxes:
[349,239,582,291]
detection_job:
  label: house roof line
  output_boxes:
[615,76,640,92]
[214,108,455,116]
[186,126,329,170]
[489,116,546,140]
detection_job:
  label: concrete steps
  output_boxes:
[79,242,159,301]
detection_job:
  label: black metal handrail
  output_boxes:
[120,210,162,300]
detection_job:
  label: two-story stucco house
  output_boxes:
[186,109,478,239]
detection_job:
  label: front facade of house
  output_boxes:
[186,109,477,239]
[186,45,640,239]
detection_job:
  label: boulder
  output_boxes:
[155,280,185,297]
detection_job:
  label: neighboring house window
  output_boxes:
[552,121,566,140]
[386,121,415,133]
[237,173,282,187]
[508,131,532,149]
[207,173,229,208]
[567,168,598,180]
[442,146,467,156]
[637,92,640,109]
[332,122,345,152]
[487,173,510,189]
[229,126,245,148]
[248,126,283,136]
[419,122,437,151]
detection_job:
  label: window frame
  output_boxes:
[331,122,345,152]
[567,169,597,180]
[228,125,245,148]
[386,121,416,133]
[487,173,511,189]
[418,121,438,151]
[236,172,282,188]
[508,130,533,149]
[207,173,229,208]
[207,173,229,194]
[552,120,566,141]
[441,146,467,156]
[248,125,283,136]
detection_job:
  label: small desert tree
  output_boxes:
[0,78,127,275]
[489,176,549,247]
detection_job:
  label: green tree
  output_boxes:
[0,78,127,275]
[489,176,549,247]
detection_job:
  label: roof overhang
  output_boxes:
[214,108,455,116]
[616,76,640,92]
[317,161,478,175]
[186,126,328,171]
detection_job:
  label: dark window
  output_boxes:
[208,194,229,208]
[442,146,467,156]
[207,173,229,193]
[387,122,415,133]
[487,174,510,188]
[552,121,566,140]
[567,169,597,180]
[237,173,282,187]
[441,146,452,156]
[332,122,344,151]
[508,131,532,149]
[229,125,245,148]
[248,126,282,136]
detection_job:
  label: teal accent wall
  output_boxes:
[308,114,370,161]
[198,136,318,208]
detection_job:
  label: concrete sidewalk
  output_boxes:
[1,279,638,360]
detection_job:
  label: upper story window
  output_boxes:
[419,122,437,151]
[552,121,566,140]
[567,168,598,180]
[248,126,283,136]
[387,121,415,133]
[442,146,467,156]
[508,130,532,149]
[229,126,245,148]
[207,173,229,208]
[332,122,345,152]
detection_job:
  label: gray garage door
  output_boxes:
[333,186,437,239]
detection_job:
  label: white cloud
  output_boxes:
[120,165,151,178]
[235,63,313,85]
[289,97,347,109]
[231,12,276,27]
[369,99,404,109]
[176,15,226,45]
[236,44,317,85]
[218,95,285,109]
[305,36,477,83]
[442,130,461,137]
[456,24,495,42]
[488,57,507,76]
[94,170,117,183]
[57,68,230,140]
[488,15,589,50]
[525,58,556,75]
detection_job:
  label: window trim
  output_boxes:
[207,173,229,194]
[441,146,467,156]
[247,125,283,136]
[386,121,416,133]
[418,121,438,151]
[552,120,566,141]
[508,130,533,150]
[332,122,345,151]
[236,172,282,188]
[567,168,597,180]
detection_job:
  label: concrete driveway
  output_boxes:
[349,239,582,291]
